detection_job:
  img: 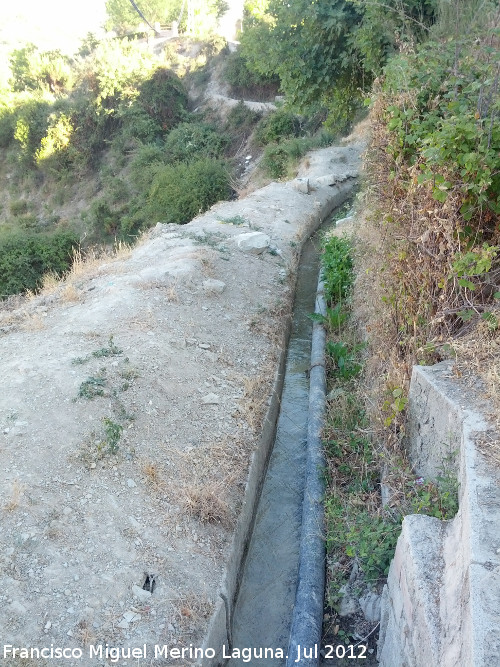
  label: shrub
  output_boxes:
[0,103,16,148]
[255,108,302,145]
[224,50,279,99]
[0,230,79,297]
[148,158,230,224]
[164,122,228,163]
[136,67,188,133]
[13,97,52,164]
[261,144,289,179]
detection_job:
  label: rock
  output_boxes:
[10,601,27,615]
[201,393,220,405]
[338,587,360,617]
[235,232,270,255]
[292,178,310,194]
[132,585,151,602]
[127,478,137,488]
[202,279,226,294]
[336,215,354,226]
[198,343,211,350]
[359,591,382,623]
[117,619,129,629]
[123,611,141,623]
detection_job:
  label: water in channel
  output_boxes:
[227,224,331,666]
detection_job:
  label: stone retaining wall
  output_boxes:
[378,362,500,666]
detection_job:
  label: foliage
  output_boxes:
[261,130,334,179]
[223,50,279,100]
[9,44,73,94]
[239,0,437,128]
[102,417,123,454]
[147,158,231,224]
[164,121,228,162]
[134,67,187,133]
[13,96,52,164]
[363,0,500,373]
[327,341,363,380]
[255,108,301,145]
[105,0,182,35]
[35,111,73,170]
[322,236,354,304]
[0,230,79,297]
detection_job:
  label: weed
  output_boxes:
[72,335,122,365]
[218,214,248,226]
[92,335,123,359]
[326,341,363,380]
[77,373,107,399]
[184,483,233,528]
[102,417,122,454]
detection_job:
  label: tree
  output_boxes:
[239,0,438,128]
[105,0,183,35]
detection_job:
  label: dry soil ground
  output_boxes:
[0,141,363,667]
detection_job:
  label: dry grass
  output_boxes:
[165,435,250,530]
[172,592,214,639]
[240,370,272,432]
[4,479,24,511]
[142,461,164,489]
[75,619,96,646]
[184,481,234,528]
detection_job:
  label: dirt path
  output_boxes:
[0,142,363,666]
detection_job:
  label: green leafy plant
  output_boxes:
[0,230,78,297]
[77,374,107,400]
[322,236,353,304]
[147,158,231,224]
[102,417,123,454]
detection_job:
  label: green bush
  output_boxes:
[256,108,302,145]
[224,50,278,98]
[136,67,188,134]
[261,144,289,179]
[148,158,231,224]
[0,230,79,297]
[0,103,16,148]
[164,122,228,163]
[13,97,52,164]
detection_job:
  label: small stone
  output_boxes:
[127,479,137,488]
[64,589,71,596]
[117,620,129,629]
[198,343,211,350]
[292,177,310,194]
[168,623,175,632]
[10,601,27,615]
[359,592,382,623]
[132,585,152,602]
[202,279,226,294]
[123,611,141,623]
[201,393,220,405]
[235,232,270,255]
[338,586,359,617]
[44,621,52,630]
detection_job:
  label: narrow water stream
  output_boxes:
[228,224,331,666]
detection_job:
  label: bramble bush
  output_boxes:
[0,230,79,297]
[147,158,231,224]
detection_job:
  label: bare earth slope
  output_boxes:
[0,143,362,666]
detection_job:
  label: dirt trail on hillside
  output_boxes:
[0,140,363,665]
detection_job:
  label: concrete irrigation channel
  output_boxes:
[227,226,330,666]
